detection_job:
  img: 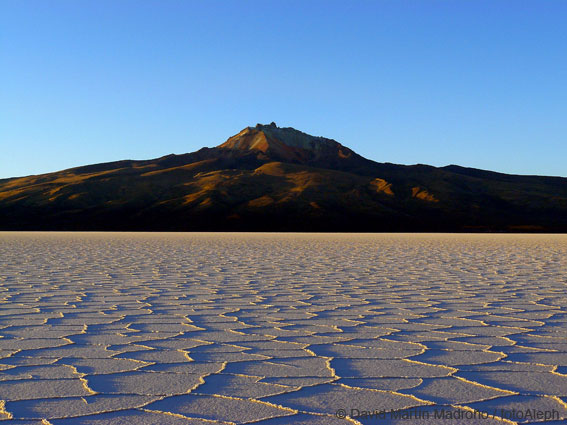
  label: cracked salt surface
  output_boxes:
[0,232,566,424]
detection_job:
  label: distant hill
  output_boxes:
[2,122,567,231]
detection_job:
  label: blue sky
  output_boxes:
[1,1,566,178]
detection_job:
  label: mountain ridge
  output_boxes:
[1,123,567,232]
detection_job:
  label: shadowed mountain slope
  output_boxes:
[2,123,567,231]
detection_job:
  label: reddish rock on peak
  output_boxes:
[218,123,361,167]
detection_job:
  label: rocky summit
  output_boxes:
[1,123,567,231]
[218,123,361,167]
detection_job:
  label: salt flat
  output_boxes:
[0,232,566,425]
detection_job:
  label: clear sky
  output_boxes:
[1,1,566,179]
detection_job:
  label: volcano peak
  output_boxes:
[255,121,277,129]
[217,123,358,165]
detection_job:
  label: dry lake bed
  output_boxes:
[0,232,566,425]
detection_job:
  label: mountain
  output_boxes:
[2,123,567,232]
